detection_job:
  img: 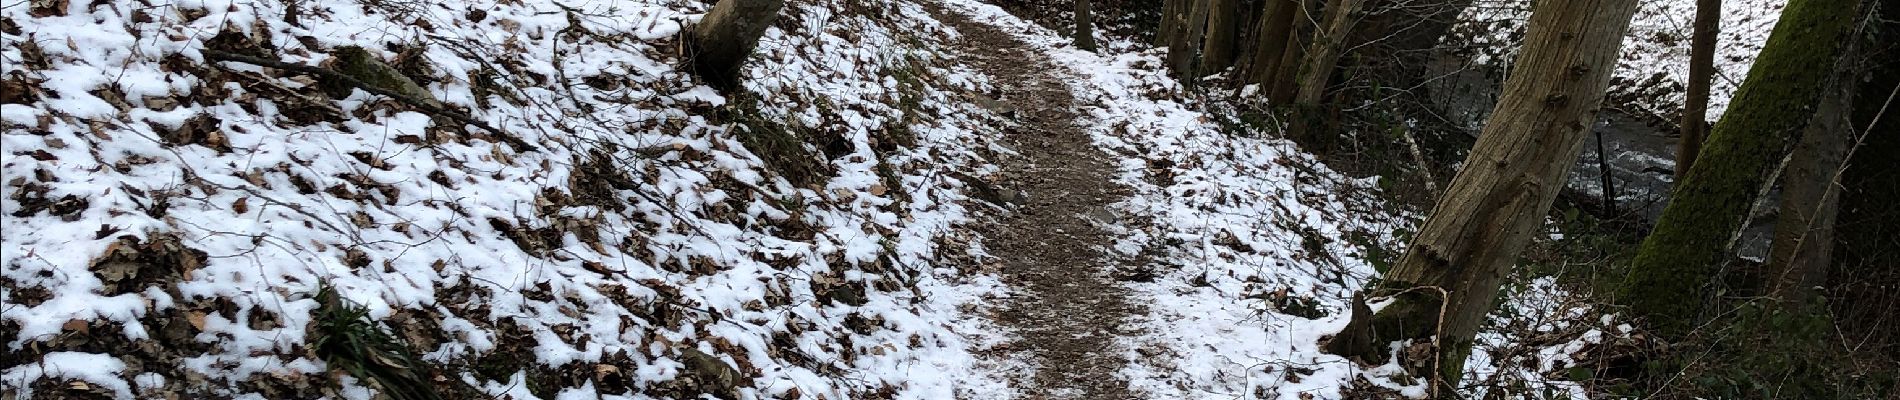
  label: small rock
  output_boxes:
[975,96,1017,116]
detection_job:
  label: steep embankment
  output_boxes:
[2,0,1021,398]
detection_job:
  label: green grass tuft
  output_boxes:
[311,283,443,400]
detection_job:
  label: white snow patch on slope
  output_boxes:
[1457,0,1785,120]
[1,0,1019,398]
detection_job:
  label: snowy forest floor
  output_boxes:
[0,0,1648,396]
[929,6,1145,399]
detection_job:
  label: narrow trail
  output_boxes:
[929,7,1146,399]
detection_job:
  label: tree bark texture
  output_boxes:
[1286,0,1366,145]
[1077,0,1099,50]
[1620,0,1861,335]
[1159,0,1181,45]
[1291,0,1364,107]
[1767,59,1855,303]
[1320,0,1643,391]
[1268,0,1314,104]
[1168,0,1213,79]
[1200,0,1241,75]
[689,0,786,90]
[1247,0,1301,86]
[1677,0,1721,177]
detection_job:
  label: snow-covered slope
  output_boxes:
[1456,0,1785,122]
[4,0,1691,397]
[940,2,1639,399]
[2,0,1019,398]
[938,2,1421,398]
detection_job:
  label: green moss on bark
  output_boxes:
[1619,0,1860,335]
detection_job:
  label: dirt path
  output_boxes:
[928,6,1144,400]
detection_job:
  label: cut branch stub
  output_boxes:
[688,0,786,91]
[323,46,440,106]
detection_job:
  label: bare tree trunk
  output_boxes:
[1159,0,1182,45]
[1767,61,1856,303]
[1620,0,1862,335]
[1290,0,1364,106]
[1285,0,1366,144]
[1200,0,1241,75]
[1268,0,1314,104]
[1677,0,1720,177]
[1233,5,1262,75]
[1247,0,1300,86]
[1320,0,1643,392]
[1076,0,1098,51]
[689,0,786,90]
[1168,0,1212,79]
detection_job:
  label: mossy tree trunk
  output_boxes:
[1619,0,1862,335]
[1676,0,1721,177]
[326,46,440,105]
[1199,0,1240,75]
[688,0,785,90]
[1076,0,1098,51]
[1320,0,1643,392]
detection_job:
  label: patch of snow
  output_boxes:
[2,0,1020,398]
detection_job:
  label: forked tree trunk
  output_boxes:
[1320,0,1643,392]
[1767,60,1856,303]
[689,0,786,90]
[1285,0,1366,144]
[1247,0,1300,86]
[1620,0,1862,335]
[1677,0,1721,177]
[1200,0,1241,75]
[1077,0,1098,51]
[1168,0,1212,78]
[1290,0,1364,106]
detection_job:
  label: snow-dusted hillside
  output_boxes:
[3,0,1692,397]
[941,3,1582,399]
[2,0,1022,398]
[1455,0,1785,122]
[933,2,1651,398]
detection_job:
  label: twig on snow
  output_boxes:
[199,49,538,152]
